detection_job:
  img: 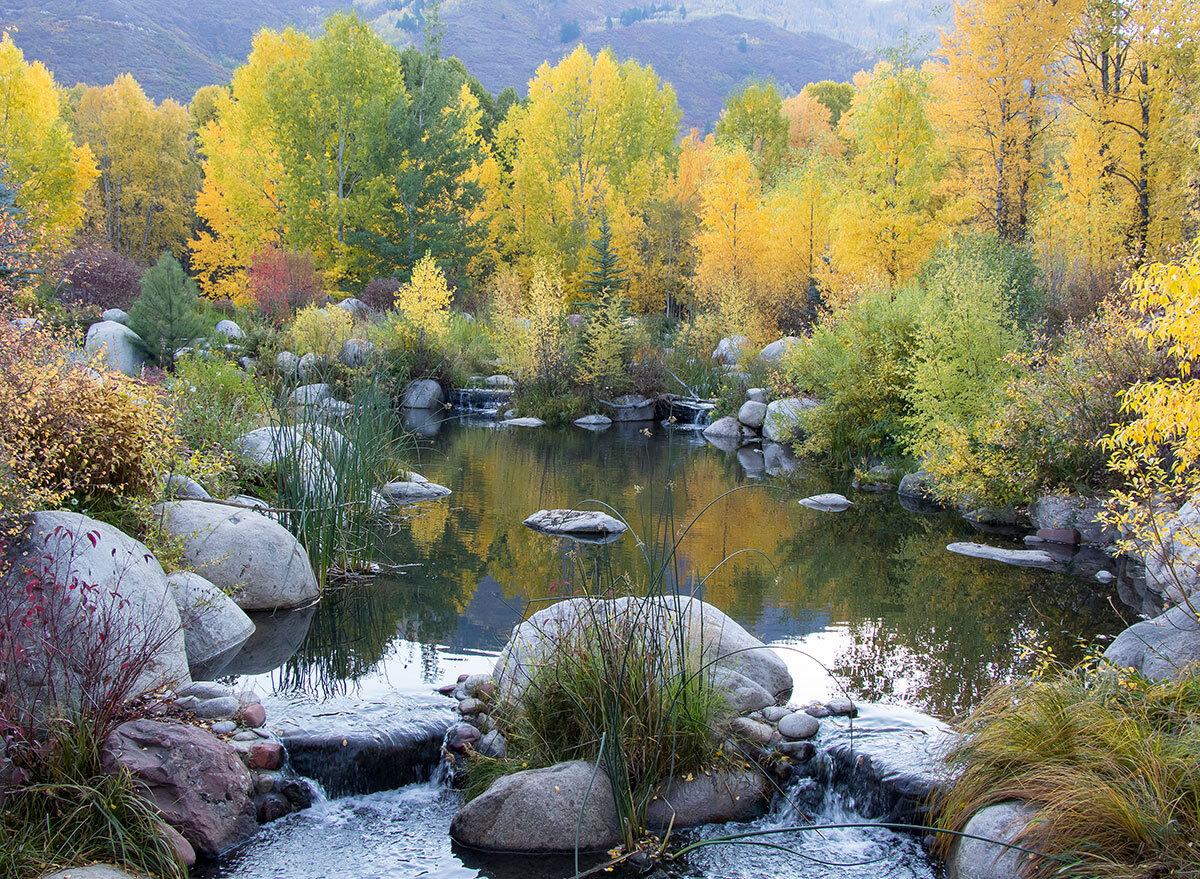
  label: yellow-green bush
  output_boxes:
[289,304,355,359]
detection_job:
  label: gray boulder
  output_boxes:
[85,320,145,376]
[574,414,612,430]
[646,767,771,830]
[712,335,748,365]
[1031,494,1115,546]
[523,509,627,540]
[166,571,255,670]
[335,297,371,321]
[1,512,190,706]
[275,351,300,377]
[762,397,817,443]
[339,338,374,367]
[288,383,333,407]
[746,387,768,403]
[161,473,209,501]
[101,308,128,325]
[403,378,445,409]
[485,374,516,388]
[215,319,245,339]
[947,801,1036,879]
[297,352,324,381]
[495,596,792,704]
[758,336,800,364]
[704,415,746,440]
[102,719,256,858]
[778,711,820,740]
[763,442,802,476]
[898,470,945,510]
[1142,500,1200,601]
[450,760,620,852]
[711,667,774,715]
[947,542,1060,569]
[737,400,767,429]
[153,501,318,612]
[501,417,545,427]
[1104,604,1200,681]
[377,481,452,504]
[605,394,656,422]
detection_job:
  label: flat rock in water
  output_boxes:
[501,417,545,427]
[573,413,612,430]
[646,768,772,830]
[947,542,1060,569]
[378,480,452,504]
[799,493,854,512]
[523,509,627,541]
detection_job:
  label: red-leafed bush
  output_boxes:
[361,277,400,313]
[65,250,143,311]
[247,248,321,325]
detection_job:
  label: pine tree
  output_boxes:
[127,254,207,367]
[582,216,628,305]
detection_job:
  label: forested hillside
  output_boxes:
[4,0,872,127]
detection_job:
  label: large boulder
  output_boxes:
[495,596,792,704]
[1,512,189,710]
[450,761,620,853]
[712,335,748,365]
[758,336,799,364]
[1104,604,1200,681]
[335,297,371,321]
[102,719,256,858]
[153,501,318,612]
[297,352,324,381]
[1030,494,1115,546]
[403,378,444,409]
[214,319,245,340]
[1141,500,1200,601]
[646,767,772,830]
[762,397,817,443]
[898,470,945,512]
[737,400,767,430]
[377,480,452,504]
[101,308,128,325]
[166,571,255,671]
[275,351,300,377]
[704,415,747,441]
[523,509,627,541]
[338,338,374,367]
[947,801,1036,879]
[288,383,333,407]
[85,320,145,376]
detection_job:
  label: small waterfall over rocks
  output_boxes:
[448,387,514,417]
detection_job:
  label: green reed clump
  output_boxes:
[266,370,408,585]
[936,666,1200,879]
[1,719,185,879]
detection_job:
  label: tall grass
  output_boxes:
[266,370,408,585]
[936,667,1200,878]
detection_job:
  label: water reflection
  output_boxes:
[242,420,1131,719]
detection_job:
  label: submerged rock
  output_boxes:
[450,760,620,853]
[574,413,613,430]
[523,509,627,541]
[947,542,1061,570]
[378,480,452,504]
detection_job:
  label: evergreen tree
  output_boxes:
[582,216,628,305]
[127,254,207,367]
[0,167,34,305]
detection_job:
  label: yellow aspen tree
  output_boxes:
[761,155,837,327]
[781,90,844,158]
[0,32,96,252]
[933,0,1083,241]
[395,251,453,340]
[695,145,766,304]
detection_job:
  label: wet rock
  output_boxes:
[240,703,267,728]
[85,320,145,375]
[501,417,546,427]
[799,493,853,513]
[826,696,857,717]
[167,571,255,670]
[2,512,189,708]
[778,712,820,740]
[153,501,319,611]
[947,542,1061,570]
[947,801,1036,879]
[574,413,613,430]
[775,740,815,761]
[220,606,316,676]
[212,720,237,734]
[522,509,627,540]
[249,742,284,770]
[257,793,290,823]
[1104,603,1200,681]
[450,760,620,853]
[1034,527,1080,545]
[102,719,256,858]
[645,767,772,830]
[1031,494,1115,546]
[403,378,445,409]
[457,698,485,715]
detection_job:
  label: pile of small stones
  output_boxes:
[170,681,312,823]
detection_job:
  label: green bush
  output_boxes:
[937,666,1200,879]
[171,353,265,455]
[780,284,923,464]
[919,232,1041,329]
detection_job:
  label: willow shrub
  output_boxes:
[780,283,923,465]
[937,668,1200,879]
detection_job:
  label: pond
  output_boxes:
[207,417,1132,879]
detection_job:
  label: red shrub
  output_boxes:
[65,249,143,311]
[248,248,321,325]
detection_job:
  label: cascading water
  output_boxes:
[448,387,514,417]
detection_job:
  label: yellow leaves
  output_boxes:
[290,304,355,359]
[395,253,453,340]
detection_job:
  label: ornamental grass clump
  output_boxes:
[936,667,1200,878]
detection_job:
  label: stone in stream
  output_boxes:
[737,399,767,429]
[799,493,854,512]
[522,509,627,541]
[102,719,257,858]
[604,394,657,422]
[777,711,821,740]
[153,501,319,612]
[704,415,748,440]
[377,480,452,504]
[166,571,255,671]
[947,542,1061,570]
[645,767,772,831]
[402,378,445,409]
[1104,603,1200,682]
[947,801,1037,879]
[710,667,774,715]
[450,760,621,853]
[500,417,545,427]
[574,413,613,430]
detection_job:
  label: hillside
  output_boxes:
[3,0,874,127]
